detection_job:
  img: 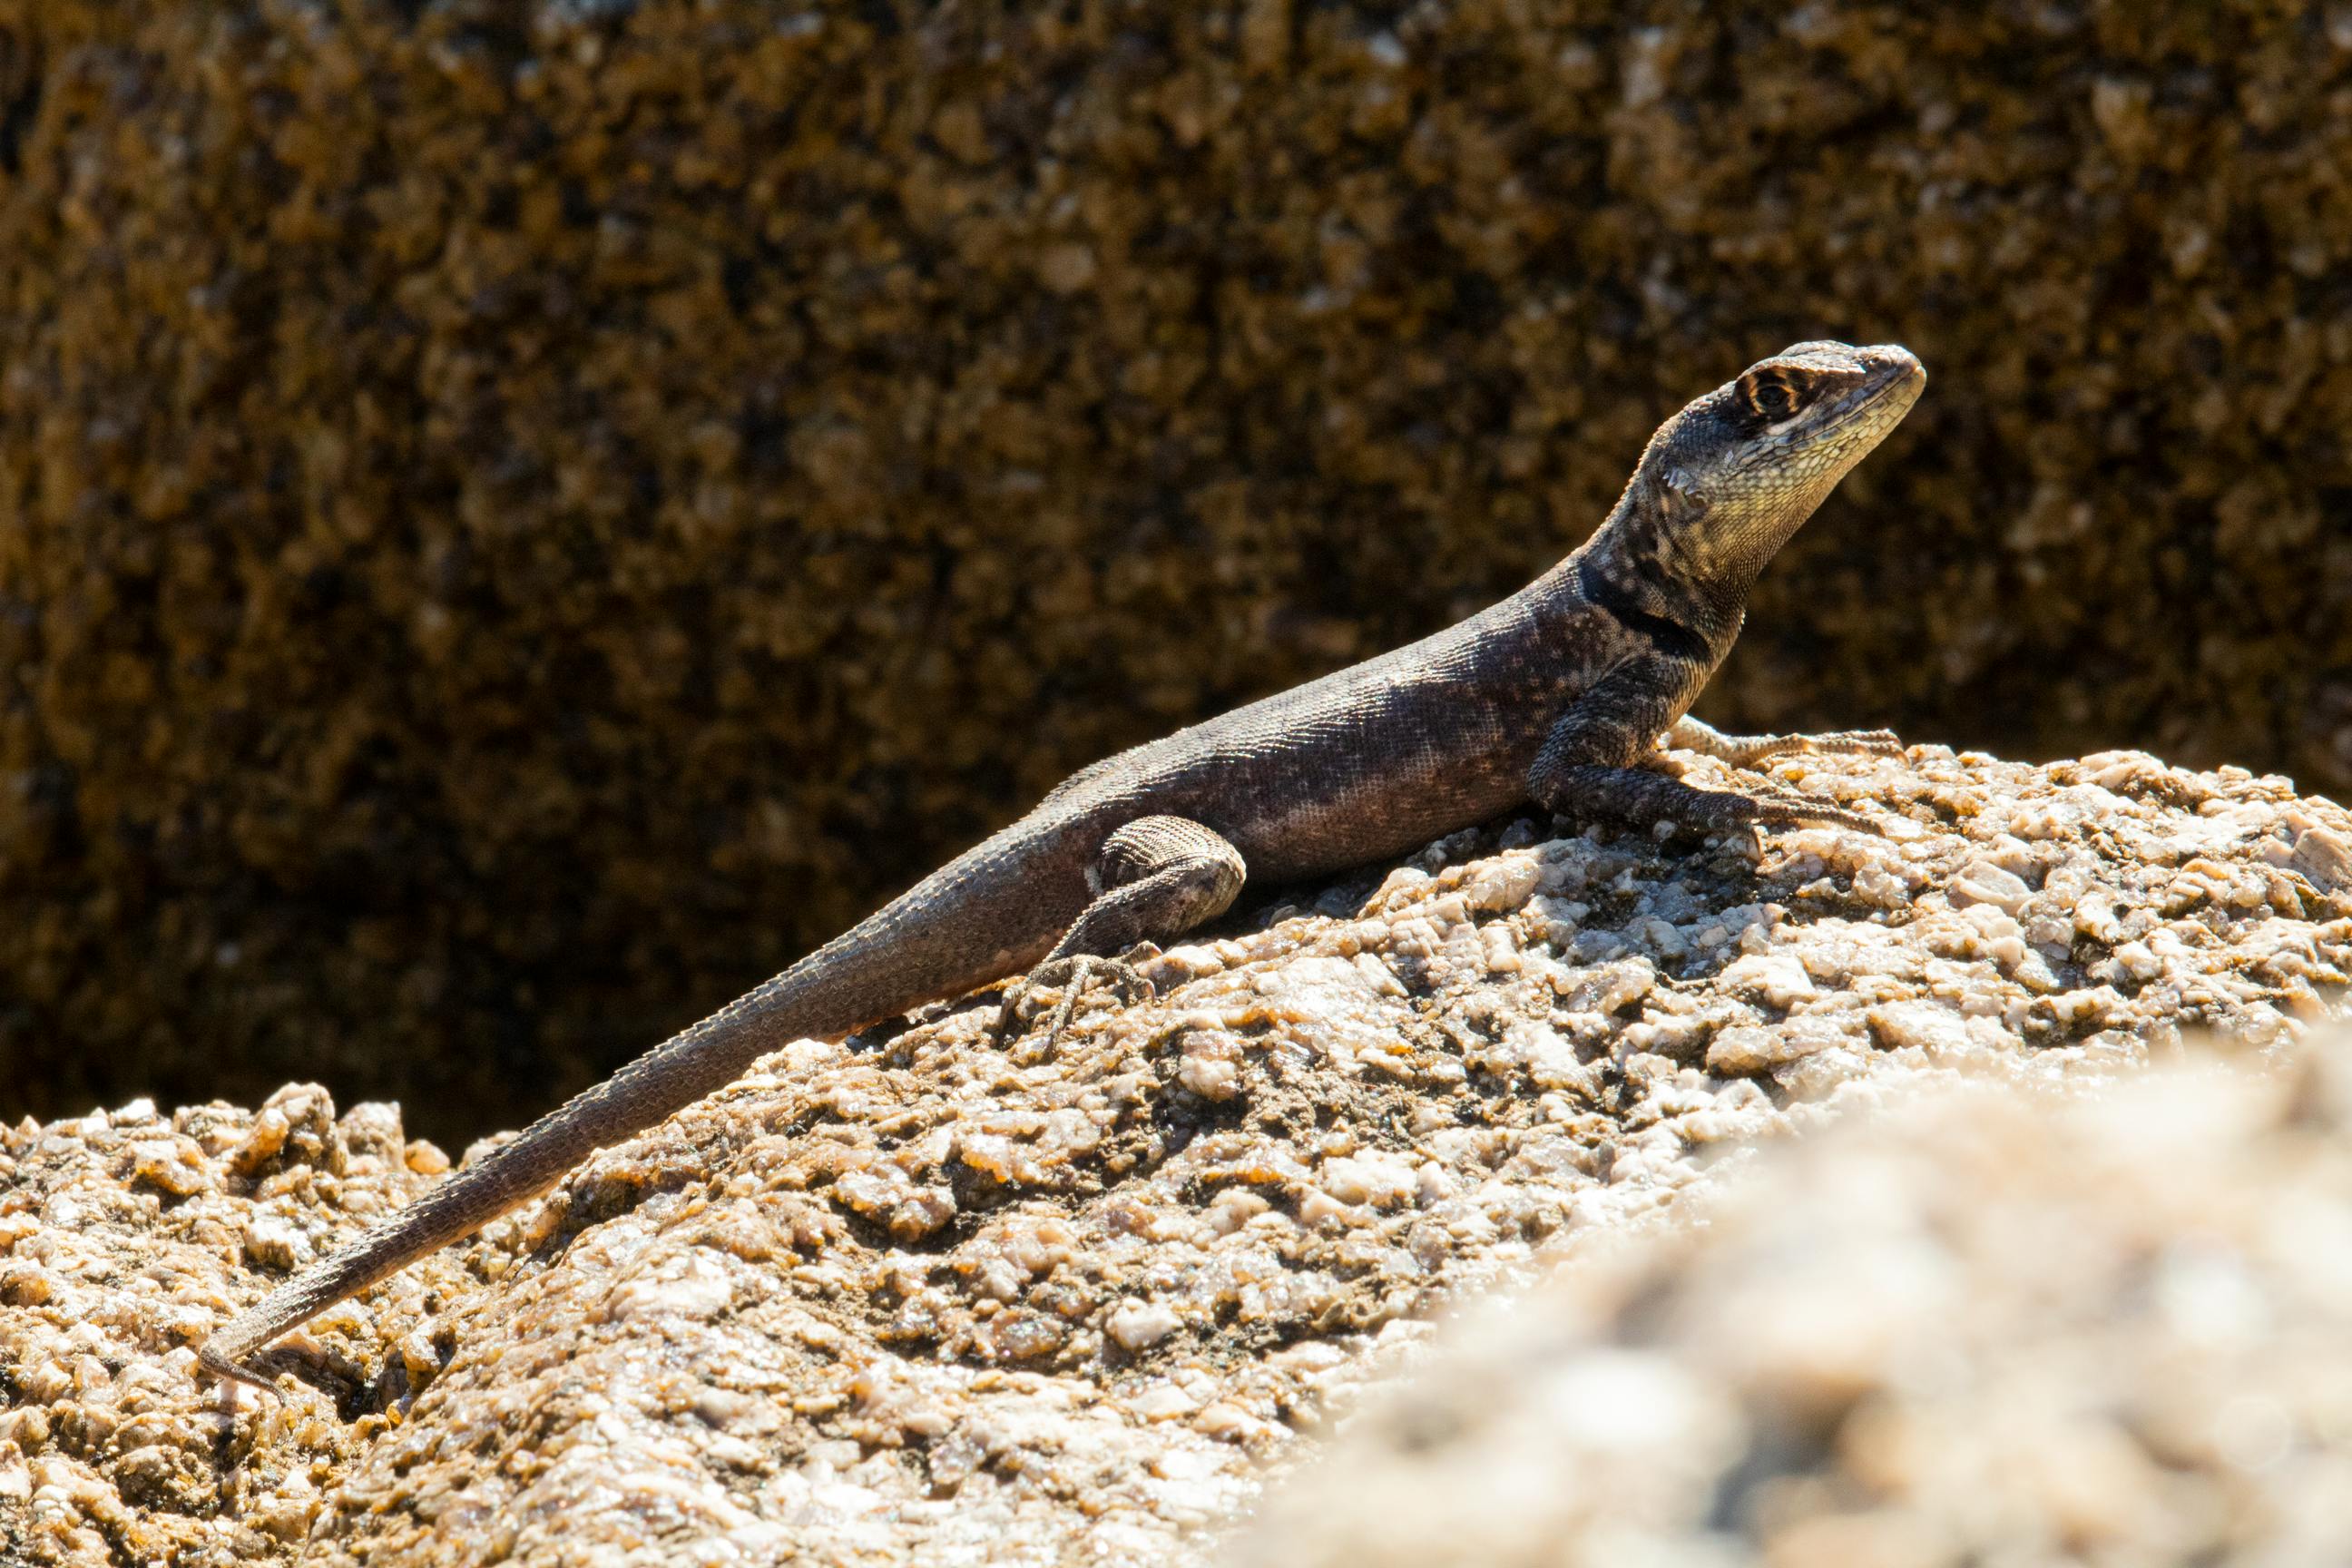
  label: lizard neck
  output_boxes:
[1550,489,1750,660]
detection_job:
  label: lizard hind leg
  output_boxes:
[995,816,1247,1049]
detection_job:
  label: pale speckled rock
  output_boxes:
[1,744,2349,1564]
[1226,1034,2352,1568]
[15,0,2352,1171]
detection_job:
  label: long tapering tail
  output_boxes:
[199,968,824,1395]
[197,815,1080,1396]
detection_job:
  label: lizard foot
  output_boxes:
[1665,717,1906,768]
[993,949,1158,1055]
[1643,788,1887,840]
[1542,767,1893,844]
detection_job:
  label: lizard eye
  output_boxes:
[1736,366,1818,428]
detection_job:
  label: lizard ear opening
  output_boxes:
[1661,465,1705,512]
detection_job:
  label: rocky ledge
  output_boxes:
[1230,1034,2352,1567]
[2,741,2348,1565]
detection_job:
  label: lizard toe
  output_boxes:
[198,1343,286,1401]
[1758,801,1886,835]
[1797,728,1905,756]
[995,954,1159,1054]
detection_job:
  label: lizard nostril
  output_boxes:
[1867,345,1925,382]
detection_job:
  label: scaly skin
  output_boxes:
[199,340,1926,1396]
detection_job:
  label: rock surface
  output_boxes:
[1,742,2349,1563]
[1229,1037,2352,1568]
[9,1,2352,1140]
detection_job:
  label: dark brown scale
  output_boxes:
[197,340,1928,1397]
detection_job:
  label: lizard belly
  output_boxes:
[1212,747,1534,883]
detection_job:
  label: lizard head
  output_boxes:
[1625,340,1925,590]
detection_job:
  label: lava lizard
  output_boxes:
[200,338,1925,1393]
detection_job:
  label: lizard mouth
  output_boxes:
[1746,348,1924,470]
[1811,348,1926,440]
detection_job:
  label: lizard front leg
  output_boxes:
[1530,658,1885,836]
[1663,714,1904,767]
[996,816,1247,1047]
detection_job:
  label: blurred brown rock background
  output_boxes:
[0,0,2346,1139]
